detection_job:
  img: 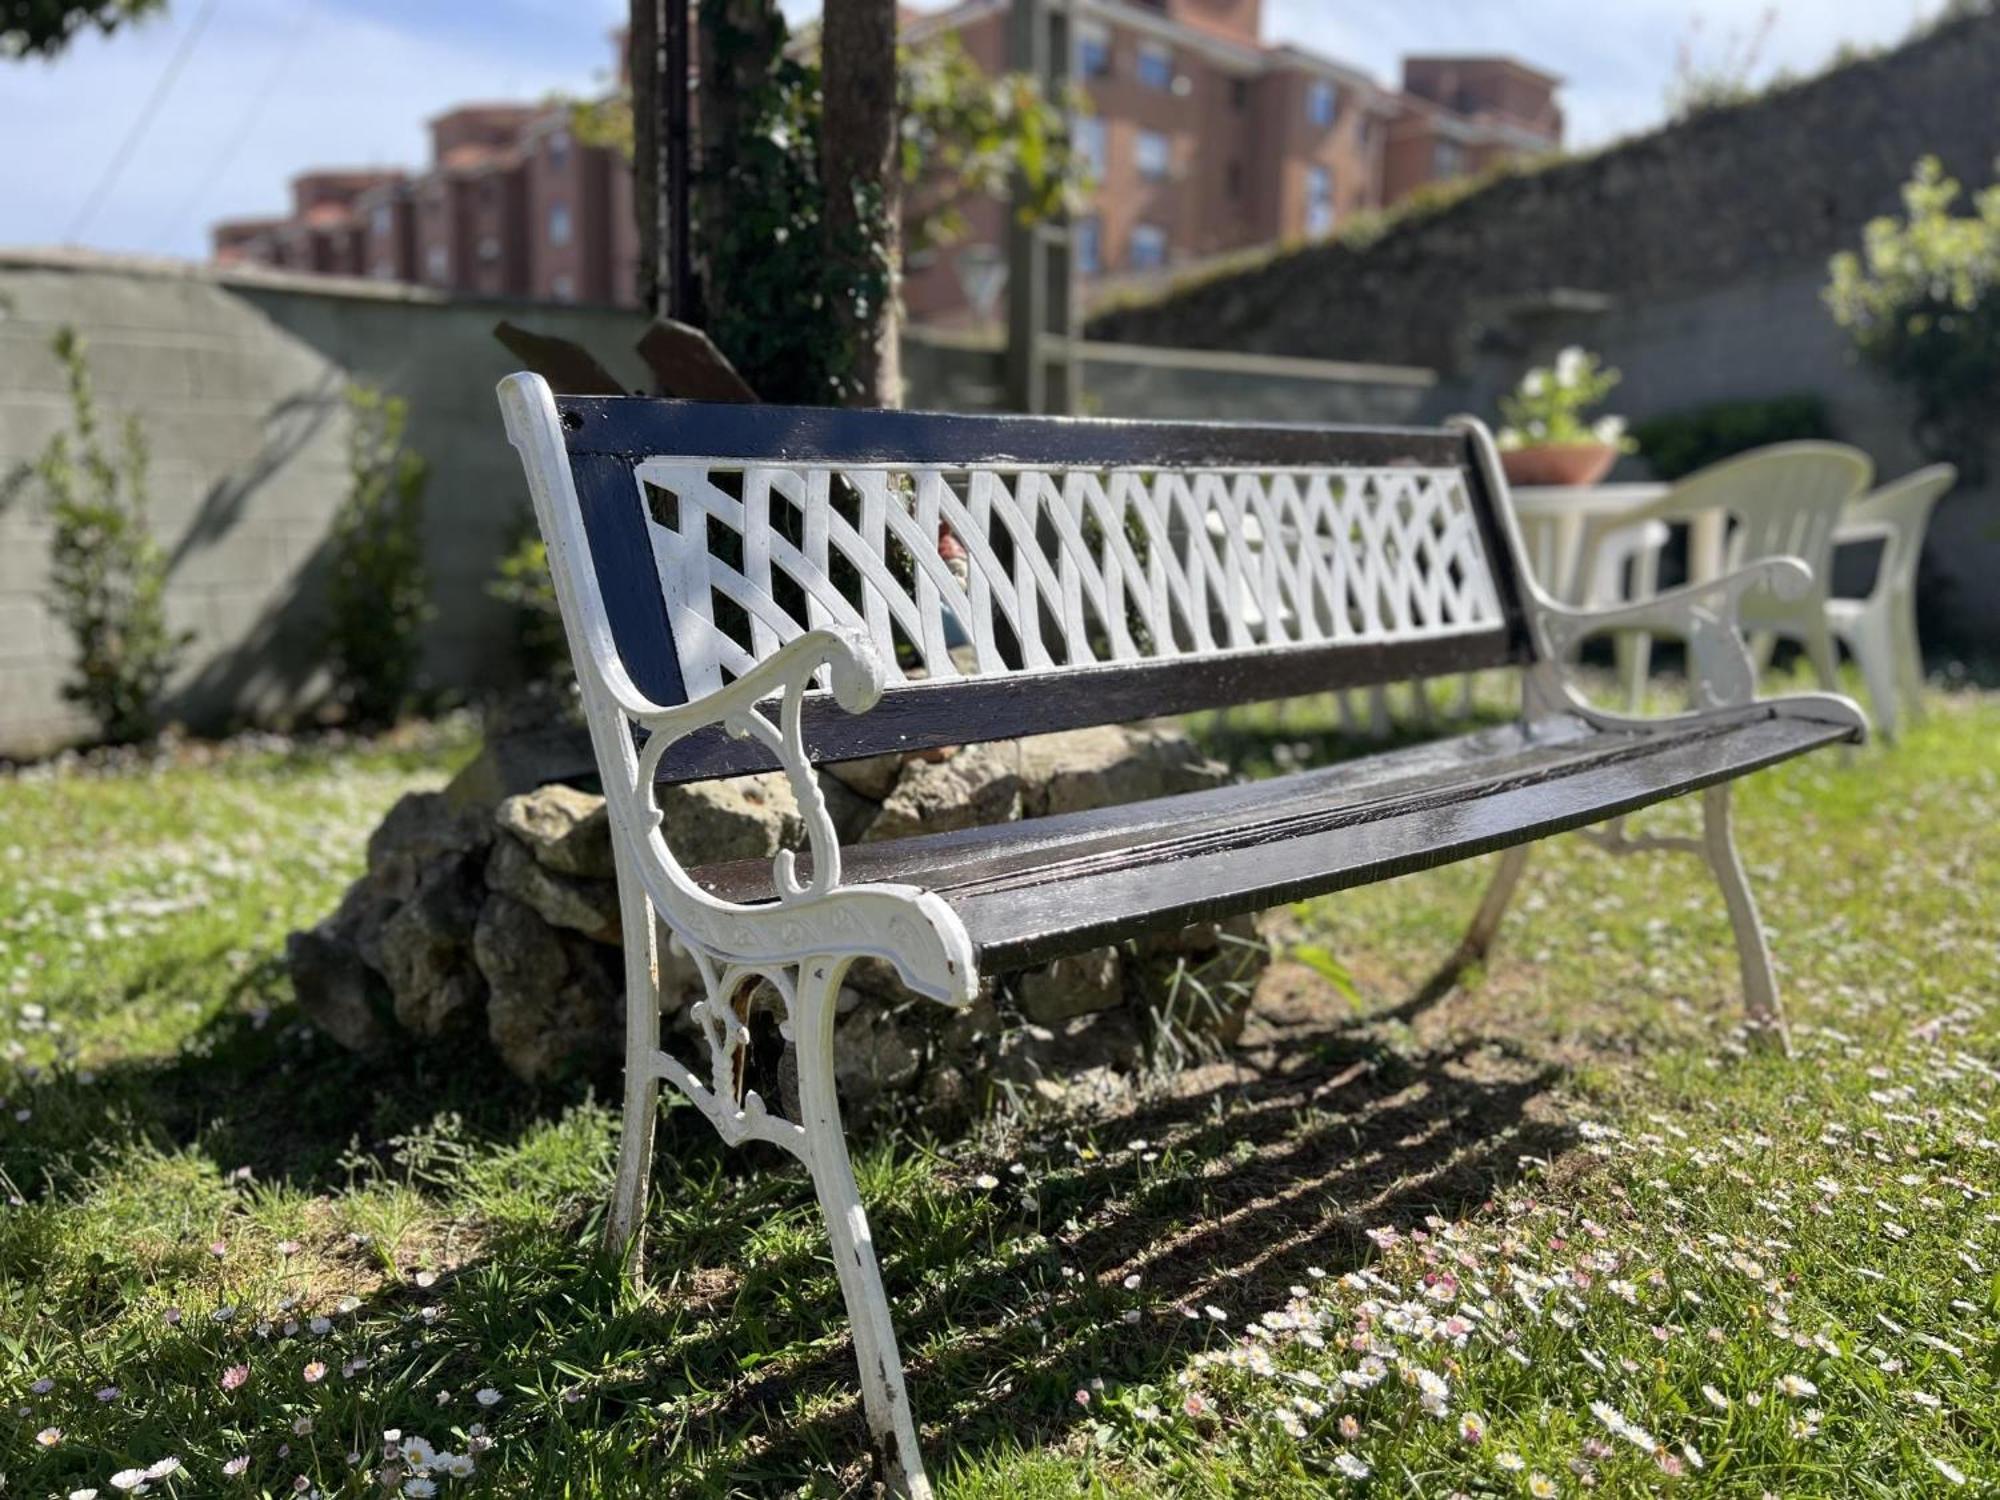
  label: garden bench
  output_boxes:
[497,372,1865,1496]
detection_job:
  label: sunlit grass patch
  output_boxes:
[1,686,1995,1496]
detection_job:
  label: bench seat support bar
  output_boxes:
[1458,782,1787,1048]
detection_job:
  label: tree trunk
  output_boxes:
[819,0,902,408]
[629,1,661,318]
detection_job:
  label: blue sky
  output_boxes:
[1,0,1951,261]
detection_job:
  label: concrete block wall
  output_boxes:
[0,253,650,755]
[0,252,1436,756]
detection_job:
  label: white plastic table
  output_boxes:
[1510,483,1730,603]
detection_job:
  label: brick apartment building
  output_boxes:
[213,100,639,308]
[213,5,1558,323]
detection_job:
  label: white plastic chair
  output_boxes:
[1569,444,1873,704]
[1515,508,1673,707]
[1827,464,1953,740]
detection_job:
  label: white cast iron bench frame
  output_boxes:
[498,372,1865,1495]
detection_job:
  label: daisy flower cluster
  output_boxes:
[1070,1039,1997,1493]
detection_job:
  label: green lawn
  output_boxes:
[3,686,1997,1498]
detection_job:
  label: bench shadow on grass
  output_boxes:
[11,944,1570,1495]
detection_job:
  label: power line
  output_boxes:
[154,0,315,254]
[65,0,226,245]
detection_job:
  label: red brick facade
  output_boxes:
[211,10,1558,321]
[214,98,632,307]
[902,0,1560,323]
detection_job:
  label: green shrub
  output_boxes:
[1825,155,2000,469]
[34,325,189,744]
[486,519,569,679]
[1632,394,1836,480]
[325,384,431,726]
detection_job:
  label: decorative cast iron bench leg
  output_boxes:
[1457,792,1790,1053]
[608,876,665,1272]
[604,917,933,1495]
[791,956,933,1499]
[1699,782,1789,1051]
[1457,844,1531,965]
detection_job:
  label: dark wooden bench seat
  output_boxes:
[498,372,1867,1499]
[693,708,1850,972]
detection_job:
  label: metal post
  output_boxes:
[1004,0,1077,414]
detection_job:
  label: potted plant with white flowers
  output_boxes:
[1495,346,1636,487]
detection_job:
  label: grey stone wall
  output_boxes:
[0,253,1434,756]
[1089,11,2000,373]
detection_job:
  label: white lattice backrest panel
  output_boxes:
[630,458,1506,698]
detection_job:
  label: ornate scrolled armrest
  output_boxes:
[594,627,980,1009]
[1532,557,1811,713]
[624,626,884,903]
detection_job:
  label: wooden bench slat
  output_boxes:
[642,628,1526,783]
[954,714,1847,971]
[692,712,1848,974]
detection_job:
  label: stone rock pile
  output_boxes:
[288,724,1270,1119]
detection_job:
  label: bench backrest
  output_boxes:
[513,381,1537,783]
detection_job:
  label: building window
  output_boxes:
[1135,129,1170,183]
[552,272,575,302]
[371,204,391,237]
[549,201,572,247]
[1074,116,1107,182]
[1129,222,1167,270]
[1231,78,1248,111]
[425,244,448,281]
[1136,42,1172,91]
[478,234,500,262]
[1077,22,1110,78]
[1306,165,1335,237]
[548,129,570,169]
[1307,80,1338,128]
[1433,139,1467,178]
[1074,215,1100,276]
[371,258,393,281]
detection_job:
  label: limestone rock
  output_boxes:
[287,926,395,1055]
[844,956,907,1001]
[864,744,1022,842]
[941,993,1001,1054]
[815,769,880,844]
[487,833,620,942]
[1018,947,1124,1024]
[378,853,488,1035]
[443,724,595,810]
[1016,724,1229,818]
[658,772,801,864]
[366,793,491,901]
[824,751,904,801]
[833,1003,924,1103]
[494,783,614,878]
[473,893,620,1083]
[331,881,402,982]
[997,1008,1145,1086]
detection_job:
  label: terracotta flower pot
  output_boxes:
[1499,443,1620,488]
